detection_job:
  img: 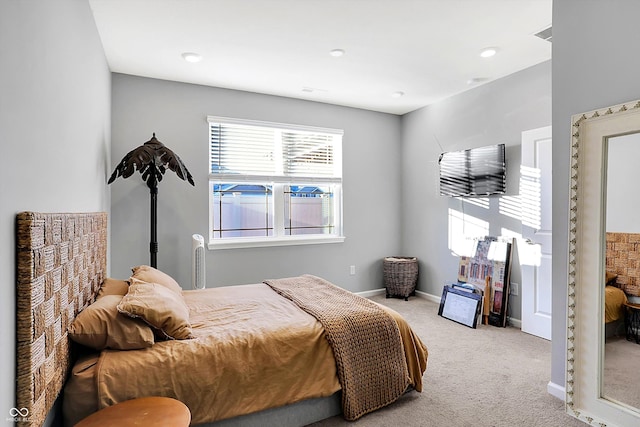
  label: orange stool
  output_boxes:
[75,396,191,427]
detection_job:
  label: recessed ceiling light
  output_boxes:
[181,52,202,63]
[391,91,405,98]
[302,86,328,93]
[480,47,498,58]
[467,77,489,85]
[329,49,345,57]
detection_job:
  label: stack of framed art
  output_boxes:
[439,236,513,328]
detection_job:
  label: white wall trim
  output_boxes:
[355,288,386,298]
[415,289,441,303]
[358,288,441,302]
[547,381,566,401]
[508,317,522,329]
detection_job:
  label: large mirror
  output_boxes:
[567,100,640,426]
[603,132,640,412]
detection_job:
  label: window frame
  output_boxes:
[207,116,345,250]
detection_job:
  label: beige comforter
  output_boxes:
[73,283,427,425]
[605,285,628,323]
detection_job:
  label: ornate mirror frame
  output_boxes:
[567,99,640,426]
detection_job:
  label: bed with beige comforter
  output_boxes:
[64,276,428,426]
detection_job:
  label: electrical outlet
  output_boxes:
[510,282,519,296]
[349,265,356,275]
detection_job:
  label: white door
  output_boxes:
[520,126,552,340]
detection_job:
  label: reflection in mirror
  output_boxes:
[603,132,640,411]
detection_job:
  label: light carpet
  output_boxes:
[603,336,640,410]
[308,294,587,427]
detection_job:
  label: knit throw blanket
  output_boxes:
[264,275,410,420]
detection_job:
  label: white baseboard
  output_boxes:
[547,381,565,401]
[415,290,441,303]
[355,288,386,298]
[357,288,441,301]
[508,317,522,329]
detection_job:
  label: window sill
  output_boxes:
[207,235,345,250]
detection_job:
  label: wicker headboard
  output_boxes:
[606,232,640,296]
[16,212,107,426]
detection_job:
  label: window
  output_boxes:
[208,116,344,249]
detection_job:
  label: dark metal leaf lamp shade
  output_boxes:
[108,133,195,268]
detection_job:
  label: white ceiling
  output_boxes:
[88,0,552,115]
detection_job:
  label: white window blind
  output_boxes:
[282,131,336,178]
[210,123,276,175]
[208,116,342,181]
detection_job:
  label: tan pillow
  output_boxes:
[117,281,194,340]
[606,271,618,286]
[97,278,129,299]
[130,265,183,295]
[69,295,155,350]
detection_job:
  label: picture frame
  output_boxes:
[438,285,482,328]
[456,236,513,327]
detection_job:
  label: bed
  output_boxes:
[604,232,640,338]
[604,270,628,342]
[15,212,428,427]
[604,270,625,323]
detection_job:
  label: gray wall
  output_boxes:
[0,0,111,417]
[551,0,640,392]
[400,61,552,322]
[110,74,402,292]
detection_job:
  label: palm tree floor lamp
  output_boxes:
[108,133,194,268]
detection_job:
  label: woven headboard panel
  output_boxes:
[606,232,640,296]
[16,212,107,426]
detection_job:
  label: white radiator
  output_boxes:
[191,234,206,289]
